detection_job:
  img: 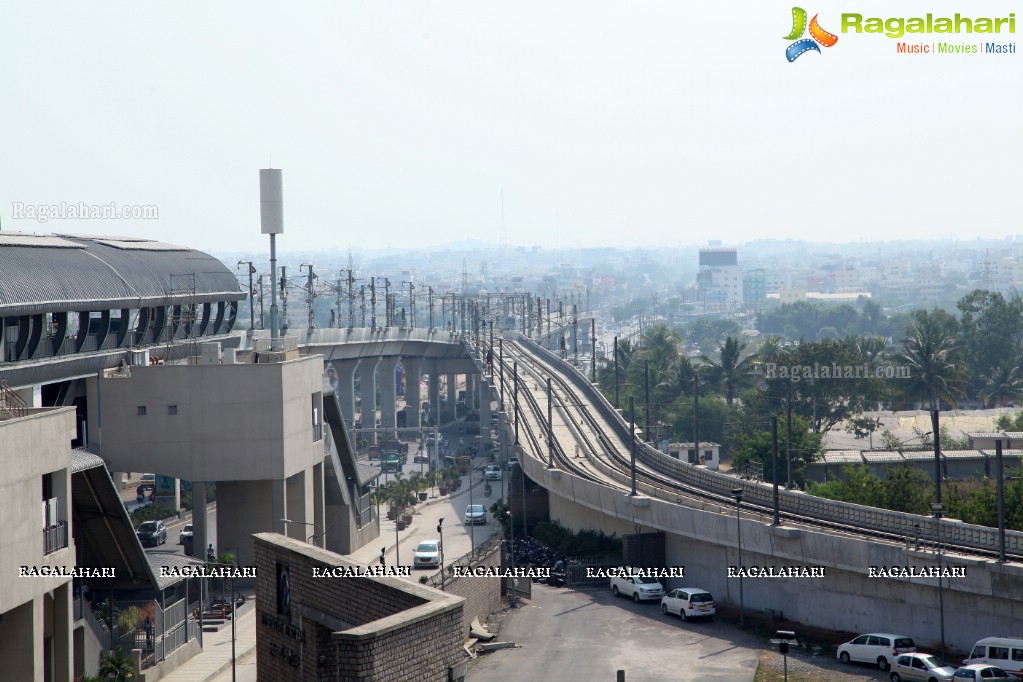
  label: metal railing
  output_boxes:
[43,521,68,554]
[0,380,28,418]
[425,534,503,589]
[252,336,298,353]
[354,490,373,529]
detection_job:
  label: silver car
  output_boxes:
[464,504,486,525]
[890,653,956,682]
[413,540,442,569]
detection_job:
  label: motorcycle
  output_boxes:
[483,484,492,497]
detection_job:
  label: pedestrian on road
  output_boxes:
[207,544,215,562]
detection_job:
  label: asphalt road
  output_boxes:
[470,584,762,682]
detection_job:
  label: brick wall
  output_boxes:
[434,541,504,637]
[254,533,465,681]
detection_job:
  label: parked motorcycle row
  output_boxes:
[509,537,573,587]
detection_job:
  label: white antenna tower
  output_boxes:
[501,188,506,247]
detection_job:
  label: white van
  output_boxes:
[964,637,1023,676]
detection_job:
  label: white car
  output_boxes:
[413,539,442,569]
[507,455,519,469]
[660,588,715,621]
[837,633,916,672]
[484,465,502,481]
[610,569,664,603]
[178,523,193,545]
[464,504,487,525]
[889,653,956,682]
[952,665,1011,680]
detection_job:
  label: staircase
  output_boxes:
[0,380,28,419]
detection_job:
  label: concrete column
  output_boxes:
[334,360,359,428]
[272,478,287,536]
[285,470,307,542]
[446,373,457,417]
[0,598,40,681]
[313,462,325,547]
[466,374,476,411]
[378,357,399,440]
[85,375,100,448]
[54,581,72,682]
[428,366,440,427]
[192,482,209,559]
[403,357,422,430]
[359,358,380,445]
[479,376,492,440]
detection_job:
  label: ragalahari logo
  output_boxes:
[784,7,839,61]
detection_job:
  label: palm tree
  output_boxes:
[699,335,758,406]
[638,323,681,375]
[978,362,1023,408]
[98,646,137,681]
[77,674,104,682]
[895,314,967,409]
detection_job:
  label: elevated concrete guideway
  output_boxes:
[294,328,480,374]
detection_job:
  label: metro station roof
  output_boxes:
[0,232,243,317]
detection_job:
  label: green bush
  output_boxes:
[130,505,176,526]
[531,520,622,557]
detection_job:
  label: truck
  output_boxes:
[380,452,402,474]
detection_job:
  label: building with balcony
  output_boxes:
[0,400,76,681]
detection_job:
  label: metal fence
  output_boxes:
[425,534,503,589]
[354,489,374,529]
[565,552,624,586]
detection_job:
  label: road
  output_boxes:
[470,584,762,681]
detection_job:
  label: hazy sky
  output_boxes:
[2,1,1019,253]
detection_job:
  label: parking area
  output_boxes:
[470,583,762,681]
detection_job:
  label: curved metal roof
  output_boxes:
[0,232,244,316]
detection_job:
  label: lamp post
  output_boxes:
[437,518,446,591]
[732,487,745,628]
[205,559,241,682]
[236,260,256,334]
[279,518,323,547]
[468,465,476,556]
[931,502,945,662]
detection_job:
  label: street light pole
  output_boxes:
[279,518,323,547]
[437,518,446,591]
[932,503,945,662]
[732,488,745,628]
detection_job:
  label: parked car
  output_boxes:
[178,523,193,545]
[889,653,956,682]
[610,569,664,603]
[660,588,715,621]
[963,637,1023,677]
[137,520,167,547]
[507,455,519,469]
[952,664,1011,679]
[837,633,916,671]
[484,465,502,481]
[413,539,442,569]
[464,504,487,525]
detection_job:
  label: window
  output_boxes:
[852,636,869,645]
[167,405,178,415]
[1012,648,1023,662]
[137,405,147,416]
[971,646,987,659]
[990,647,1009,660]
[912,659,926,670]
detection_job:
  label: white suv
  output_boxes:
[660,588,715,621]
[837,633,916,672]
[610,569,664,603]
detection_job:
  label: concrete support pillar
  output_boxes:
[285,469,308,542]
[0,598,40,681]
[359,358,380,445]
[466,374,476,411]
[428,364,441,428]
[272,478,287,537]
[193,482,209,560]
[54,581,72,682]
[479,376,492,446]
[378,357,399,441]
[404,357,422,430]
[313,462,325,548]
[334,360,359,428]
[446,373,458,418]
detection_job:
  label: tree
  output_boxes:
[844,415,882,450]
[957,290,1023,399]
[732,413,822,486]
[895,310,968,409]
[98,647,138,682]
[699,335,758,406]
[978,362,1023,408]
[681,317,741,352]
